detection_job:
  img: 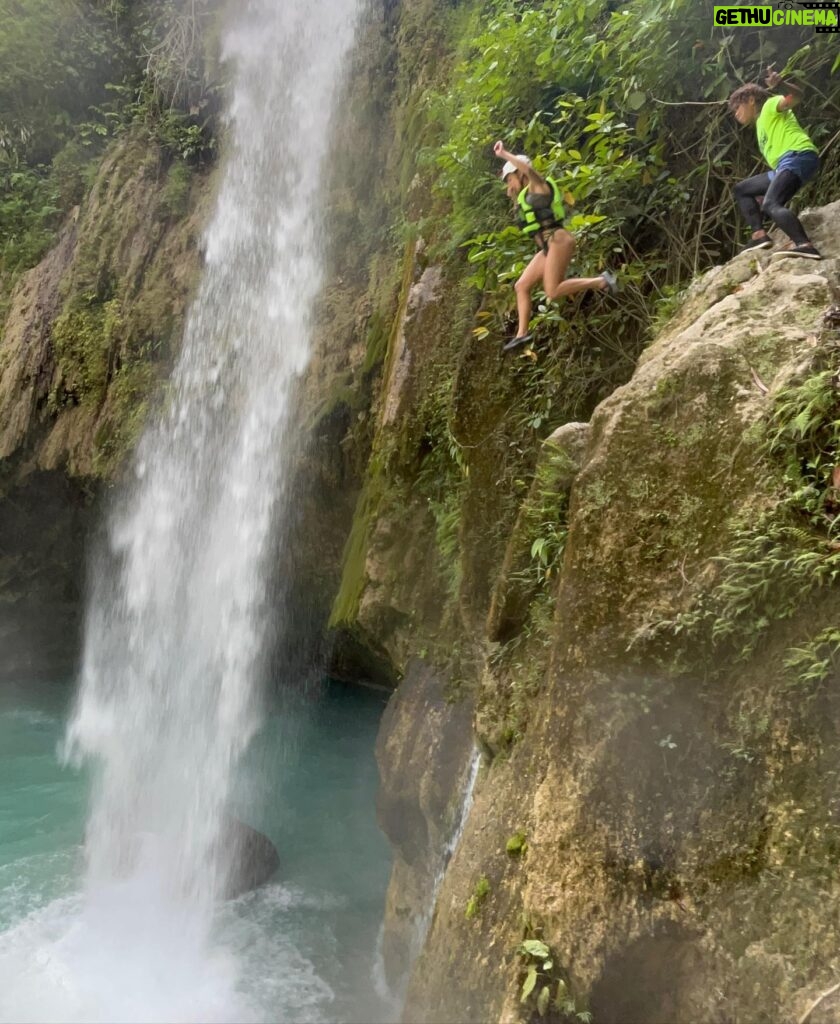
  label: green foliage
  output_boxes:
[160,160,194,218]
[516,939,591,1021]
[668,517,840,663]
[522,448,574,588]
[785,627,840,687]
[428,487,463,599]
[658,352,840,677]
[767,368,840,531]
[506,830,528,857]
[136,0,223,114]
[362,309,390,376]
[0,0,220,288]
[464,875,491,919]
[92,357,157,476]
[51,298,124,406]
[51,140,100,208]
[415,414,467,600]
[0,0,122,165]
[0,140,100,281]
[0,0,117,280]
[650,283,688,333]
[435,0,838,264]
[0,164,61,276]
[145,108,216,164]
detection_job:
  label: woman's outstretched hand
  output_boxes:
[493,140,506,158]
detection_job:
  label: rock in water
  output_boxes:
[222,817,280,899]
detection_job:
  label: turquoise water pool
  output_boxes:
[0,677,395,1023]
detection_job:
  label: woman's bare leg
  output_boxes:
[543,229,607,300]
[513,251,546,337]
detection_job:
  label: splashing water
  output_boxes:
[0,1,360,1020]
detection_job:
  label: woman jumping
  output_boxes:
[493,141,617,352]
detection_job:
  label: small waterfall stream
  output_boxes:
[0,2,361,1021]
[439,749,481,870]
[407,747,481,981]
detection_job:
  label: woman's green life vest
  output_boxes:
[516,177,565,236]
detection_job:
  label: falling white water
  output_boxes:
[378,748,482,1005]
[0,2,359,1021]
[406,748,481,983]
[439,748,481,869]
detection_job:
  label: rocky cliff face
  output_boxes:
[353,203,840,1021]
[0,137,213,680]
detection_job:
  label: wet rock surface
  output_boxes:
[375,659,476,996]
[222,817,281,900]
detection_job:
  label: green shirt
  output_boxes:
[755,95,817,169]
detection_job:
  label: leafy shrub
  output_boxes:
[0,164,60,275]
[506,830,528,856]
[785,627,840,687]
[465,875,491,919]
[516,939,591,1021]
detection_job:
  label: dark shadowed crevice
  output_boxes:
[589,924,714,1024]
[0,468,93,683]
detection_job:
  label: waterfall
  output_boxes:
[47,0,359,1019]
[406,747,481,983]
[439,748,481,870]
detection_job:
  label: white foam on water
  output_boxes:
[217,884,339,1022]
[0,882,338,1023]
[0,849,79,927]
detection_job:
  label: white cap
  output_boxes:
[501,154,531,179]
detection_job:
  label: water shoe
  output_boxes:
[771,244,822,261]
[502,333,533,352]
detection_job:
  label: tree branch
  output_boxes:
[798,980,840,1024]
[650,98,727,107]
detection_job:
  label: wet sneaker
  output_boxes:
[502,333,533,352]
[600,270,619,295]
[771,244,822,261]
[738,236,772,254]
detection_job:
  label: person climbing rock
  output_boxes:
[730,66,821,260]
[493,141,617,352]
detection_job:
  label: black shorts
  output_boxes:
[536,225,564,255]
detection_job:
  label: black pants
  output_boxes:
[733,169,809,246]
